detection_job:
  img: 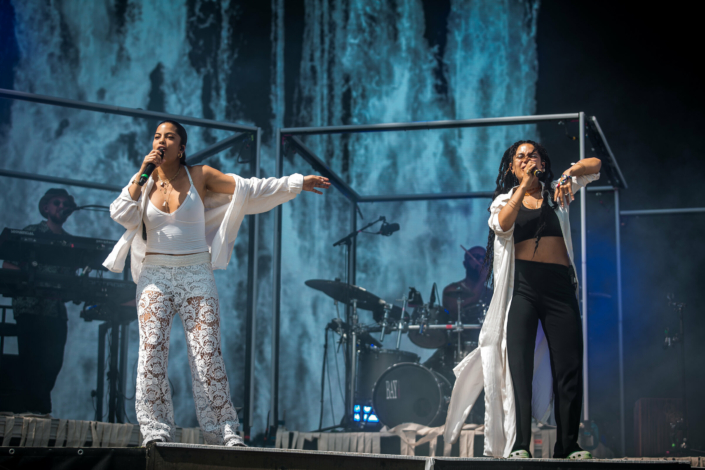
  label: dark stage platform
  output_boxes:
[0,442,697,470]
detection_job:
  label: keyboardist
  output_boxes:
[2,188,77,414]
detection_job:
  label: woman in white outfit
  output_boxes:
[103,120,329,446]
[443,140,600,459]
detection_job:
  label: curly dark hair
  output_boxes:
[483,140,557,287]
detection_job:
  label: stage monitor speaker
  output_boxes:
[633,397,683,457]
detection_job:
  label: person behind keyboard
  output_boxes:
[2,188,77,414]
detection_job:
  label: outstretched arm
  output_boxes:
[553,157,602,207]
[201,165,330,195]
[301,175,331,194]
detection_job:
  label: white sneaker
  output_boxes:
[567,450,593,459]
[225,437,247,447]
[509,449,532,459]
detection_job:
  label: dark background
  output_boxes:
[536,0,705,455]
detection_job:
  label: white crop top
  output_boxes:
[143,167,209,255]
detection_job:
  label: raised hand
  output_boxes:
[303,175,331,195]
[553,174,574,208]
[141,150,164,174]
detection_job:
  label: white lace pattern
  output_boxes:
[135,261,243,446]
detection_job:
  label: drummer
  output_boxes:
[442,245,492,319]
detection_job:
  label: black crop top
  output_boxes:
[513,203,563,244]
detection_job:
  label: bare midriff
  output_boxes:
[514,236,571,266]
[145,252,209,256]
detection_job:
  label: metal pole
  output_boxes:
[615,189,625,456]
[621,208,705,217]
[345,202,358,422]
[185,132,252,166]
[107,321,120,423]
[270,129,283,431]
[117,321,129,423]
[95,322,108,422]
[243,129,262,439]
[357,191,494,203]
[579,111,589,420]
[0,169,122,192]
[0,88,257,132]
[281,113,581,136]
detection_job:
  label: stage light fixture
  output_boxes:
[353,413,361,422]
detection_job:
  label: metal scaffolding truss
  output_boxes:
[271,112,623,438]
[0,88,261,435]
[4,87,703,452]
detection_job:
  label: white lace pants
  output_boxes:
[135,253,243,446]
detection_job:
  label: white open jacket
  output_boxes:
[102,169,303,282]
[443,172,600,457]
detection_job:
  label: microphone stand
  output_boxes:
[332,216,386,247]
[332,216,385,429]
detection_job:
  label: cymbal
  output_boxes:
[305,279,402,323]
[305,279,384,312]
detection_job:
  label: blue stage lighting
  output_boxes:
[363,406,372,413]
[354,404,361,412]
[368,414,379,423]
[353,413,361,422]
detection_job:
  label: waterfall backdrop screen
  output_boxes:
[0,0,540,434]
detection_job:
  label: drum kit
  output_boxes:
[305,279,488,430]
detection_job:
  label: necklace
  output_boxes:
[524,186,540,197]
[523,187,542,209]
[158,166,181,208]
[158,166,181,191]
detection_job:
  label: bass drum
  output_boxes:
[372,363,451,428]
[356,348,419,405]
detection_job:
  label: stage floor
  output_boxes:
[0,442,700,470]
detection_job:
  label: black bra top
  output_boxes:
[513,202,563,244]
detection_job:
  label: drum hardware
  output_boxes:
[378,302,393,342]
[308,277,486,429]
[349,298,359,420]
[394,294,409,350]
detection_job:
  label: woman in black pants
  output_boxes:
[496,140,600,458]
[444,140,601,459]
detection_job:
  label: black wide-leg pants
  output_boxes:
[507,259,583,458]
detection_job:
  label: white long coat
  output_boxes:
[102,168,303,282]
[443,173,599,457]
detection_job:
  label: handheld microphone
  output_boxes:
[530,168,544,180]
[380,221,400,236]
[138,149,164,186]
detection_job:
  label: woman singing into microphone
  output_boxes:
[444,141,601,459]
[104,121,330,446]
